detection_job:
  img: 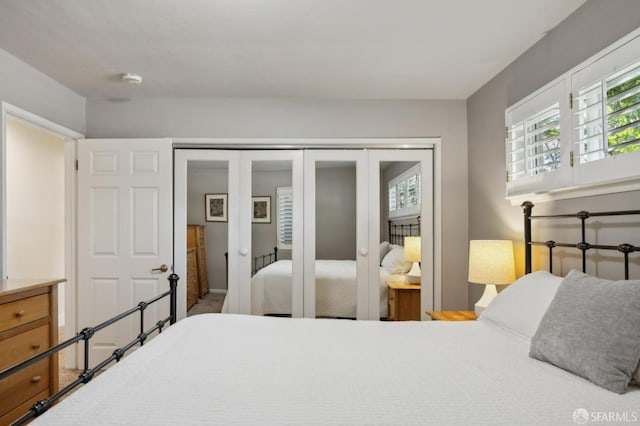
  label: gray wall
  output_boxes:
[251,169,292,261]
[0,48,85,134]
[87,97,469,309]
[467,0,640,308]
[316,166,357,260]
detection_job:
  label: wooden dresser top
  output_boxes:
[0,279,66,298]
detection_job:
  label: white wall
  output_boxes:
[467,0,640,308]
[87,97,469,309]
[6,116,66,320]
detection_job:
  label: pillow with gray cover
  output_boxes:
[379,241,391,266]
[529,269,640,393]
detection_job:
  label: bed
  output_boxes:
[224,218,419,318]
[245,259,399,318]
[5,202,640,425]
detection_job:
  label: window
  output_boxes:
[389,164,420,218]
[506,80,570,196]
[276,187,292,250]
[506,28,640,199]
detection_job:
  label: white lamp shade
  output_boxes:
[404,236,421,262]
[468,240,515,285]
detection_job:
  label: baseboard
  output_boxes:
[209,289,227,294]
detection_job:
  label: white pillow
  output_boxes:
[379,241,391,266]
[479,270,562,339]
[381,244,412,274]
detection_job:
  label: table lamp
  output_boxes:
[468,240,515,315]
[404,236,421,284]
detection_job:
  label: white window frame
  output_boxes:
[506,27,640,203]
[388,164,421,219]
[276,186,293,250]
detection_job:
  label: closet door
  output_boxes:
[369,150,434,320]
[174,150,240,317]
[239,151,304,317]
[303,151,368,319]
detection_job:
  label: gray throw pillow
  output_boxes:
[530,269,640,393]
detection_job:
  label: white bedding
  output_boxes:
[246,260,395,318]
[36,314,640,425]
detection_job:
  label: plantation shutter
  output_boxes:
[505,80,569,196]
[277,187,293,250]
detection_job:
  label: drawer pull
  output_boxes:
[31,343,41,350]
[15,310,25,318]
[31,375,41,384]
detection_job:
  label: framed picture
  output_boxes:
[252,196,271,224]
[205,193,228,222]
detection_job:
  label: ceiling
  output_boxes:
[0,0,586,100]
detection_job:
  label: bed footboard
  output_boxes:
[0,273,180,425]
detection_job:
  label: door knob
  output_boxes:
[359,248,368,256]
[240,248,248,256]
[152,264,168,273]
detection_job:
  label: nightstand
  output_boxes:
[426,311,477,321]
[386,280,420,321]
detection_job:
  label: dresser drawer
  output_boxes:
[0,294,49,333]
[0,389,48,426]
[0,324,50,370]
[0,359,50,417]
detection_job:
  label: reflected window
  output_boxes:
[276,187,293,250]
[389,164,421,218]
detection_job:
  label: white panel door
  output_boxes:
[77,138,172,367]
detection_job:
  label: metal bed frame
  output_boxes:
[225,247,278,286]
[0,273,180,425]
[522,201,640,278]
[388,216,421,245]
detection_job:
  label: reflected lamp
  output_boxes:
[404,236,421,284]
[468,240,515,315]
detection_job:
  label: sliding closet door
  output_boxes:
[369,150,434,320]
[174,150,240,318]
[240,151,304,317]
[303,151,368,319]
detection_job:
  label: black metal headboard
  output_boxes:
[388,216,421,245]
[522,201,640,278]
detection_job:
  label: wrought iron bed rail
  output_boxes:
[522,201,640,278]
[388,216,421,245]
[0,273,179,425]
[225,247,278,286]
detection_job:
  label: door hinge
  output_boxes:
[75,159,78,170]
[569,93,573,109]
[506,170,509,183]
[570,151,574,167]
[505,126,509,140]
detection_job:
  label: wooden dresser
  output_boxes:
[0,278,65,425]
[186,248,199,310]
[187,224,210,297]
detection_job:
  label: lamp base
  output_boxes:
[406,262,421,284]
[474,284,498,315]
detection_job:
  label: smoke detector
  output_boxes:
[121,72,143,84]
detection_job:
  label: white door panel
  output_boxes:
[78,138,172,367]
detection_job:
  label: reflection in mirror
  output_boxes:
[250,160,293,317]
[380,161,422,321]
[186,160,228,315]
[315,161,357,319]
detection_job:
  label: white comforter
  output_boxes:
[248,260,394,318]
[36,314,640,425]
